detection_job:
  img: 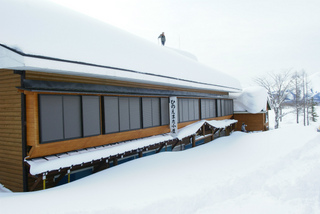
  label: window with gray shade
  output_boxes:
[129,97,141,130]
[119,97,130,131]
[201,99,216,119]
[179,98,199,122]
[216,99,221,117]
[39,95,64,143]
[221,99,225,116]
[82,96,101,137]
[104,96,119,134]
[225,99,233,115]
[142,97,160,128]
[104,96,141,133]
[63,96,82,139]
[160,98,169,125]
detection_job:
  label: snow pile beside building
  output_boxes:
[1,121,320,214]
[26,119,237,175]
[232,86,268,113]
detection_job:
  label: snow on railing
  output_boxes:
[26,119,237,175]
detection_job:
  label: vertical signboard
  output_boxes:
[169,97,178,135]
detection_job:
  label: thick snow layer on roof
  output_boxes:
[26,119,237,175]
[231,86,268,113]
[0,0,241,92]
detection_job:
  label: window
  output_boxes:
[39,94,100,144]
[103,96,150,133]
[221,99,225,116]
[104,96,168,132]
[201,99,216,119]
[82,96,101,137]
[216,99,222,117]
[142,97,160,128]
[160,98,169,125]
[104,97,141,133]
[39,95,64,143]
[104,96,120,134]
[63,95,82,139]
[178,98,199,122]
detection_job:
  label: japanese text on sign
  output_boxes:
[169,97,178,135]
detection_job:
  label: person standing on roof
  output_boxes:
[158,32,166,46]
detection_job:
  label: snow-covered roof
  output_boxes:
[231,86,268,113]
[0,0,241,93]
[26,119,237,175]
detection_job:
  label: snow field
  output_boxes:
[0,107,319,214]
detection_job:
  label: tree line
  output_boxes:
[255,69,318,129]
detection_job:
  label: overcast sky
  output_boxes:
[50,0,320,87]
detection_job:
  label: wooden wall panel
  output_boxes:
[233,113,266,131]
[0,69,23,192]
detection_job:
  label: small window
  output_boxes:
[63,95,82,139]
[142,97,160,128]
[82,96,101,137]
[179,98,199,122]
[221,99,225,116]
[216,99,222,117]
[129,97,141,130]
[39,95,64,143]
[201,99,216,119]
[160,98,169,125]
[104,96,120,134]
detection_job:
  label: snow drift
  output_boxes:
[232,86,268,113]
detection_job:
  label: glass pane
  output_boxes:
[129,97,141,130]
[82,96,101,137]
[119,97,130,131]
[160,98,169,125]
[39,95,64,143]
[104,96,119,133]
[142,98,152,128]
[63,95,82,139]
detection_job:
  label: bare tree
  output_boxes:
[255,69,293,129]
[292,71,303,123]
[301,71,312,126]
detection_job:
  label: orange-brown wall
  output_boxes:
[0,69,23,192]
[233,112,269,131]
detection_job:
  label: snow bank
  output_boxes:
[1,122,319,214]
[232,86,268,113]
[0,184,11,193]
[26,119,237,175]
[0,0,241,92]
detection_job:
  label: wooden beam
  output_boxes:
[28,175,42,192]
[171,140,180,151]
[155,143,165,153]
[192,135,196,147]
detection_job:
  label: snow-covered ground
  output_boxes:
[0,107,320,214]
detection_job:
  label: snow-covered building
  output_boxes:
[0,0,241,192]
[232,87,271,132]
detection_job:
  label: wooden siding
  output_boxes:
[23,71,234,159]
[233,112,268,131]
[25,71,228,96]
[25,89,234,158]
[0,69,23,192]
